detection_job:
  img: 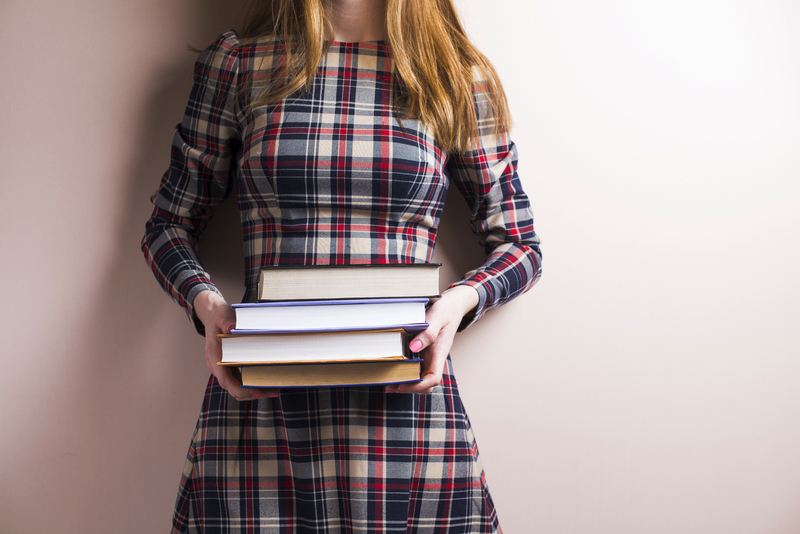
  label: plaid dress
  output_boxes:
[142,30,541,534]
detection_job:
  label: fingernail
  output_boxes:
[269,393,279,398]
[397,387,409,392]
[226,323,236,332]
[251,393,262,398]
[409,340,423,352]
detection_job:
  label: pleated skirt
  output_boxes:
[171,357,502,534]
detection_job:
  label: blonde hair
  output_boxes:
[238,0,510,153]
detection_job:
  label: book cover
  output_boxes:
[231,298,429,332]
[218,328,410,364]
[239,358,424,388]
[230,324,428,335]
[258,263,441,301]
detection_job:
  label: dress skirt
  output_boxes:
[142,31,540,534]
[171,357,502,534]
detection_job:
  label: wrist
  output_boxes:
[193,290,228,327]
[441,285,480,318]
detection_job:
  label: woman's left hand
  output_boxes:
[385,285,479,395]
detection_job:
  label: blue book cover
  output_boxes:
[230,323,429,335]
[232,298,430,308]
[231,298,430,332]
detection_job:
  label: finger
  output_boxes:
[385,371,439,394]
[243,387,280,401]
[396,370,441,395]
[411,298,455,352]
[220,377,280,402]
[409,323,442,353]
[386,374,440,394]
[209,320,277,401]
[397,348,449,395]
[206,335,224,364]
[213,365,241,393]
[214,365,277,401]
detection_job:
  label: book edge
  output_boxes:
[232,298,430,308]
[228,323,428,335]
[240,378,423,388]
[258,263,441,271]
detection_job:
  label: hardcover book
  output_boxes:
[217,328,410,365]
[239,359,424,388]
[257,263,440,301]
[231,298,429,332]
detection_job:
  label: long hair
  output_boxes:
[238,0,511,153]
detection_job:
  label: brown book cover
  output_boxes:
[239,359,423,388]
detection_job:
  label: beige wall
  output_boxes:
[2,1,799,532]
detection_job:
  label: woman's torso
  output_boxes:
[234,37,450,300]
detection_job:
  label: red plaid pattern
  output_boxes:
[143,30,541,533]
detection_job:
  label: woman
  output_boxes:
[142,0,541,531]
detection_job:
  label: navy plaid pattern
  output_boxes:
[143,30,542,533]
[176,361,498,533]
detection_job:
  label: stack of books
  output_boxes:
[217,264,440,388]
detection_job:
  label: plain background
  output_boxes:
[2,0,799,532]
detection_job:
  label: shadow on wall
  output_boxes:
[10,3,252,532]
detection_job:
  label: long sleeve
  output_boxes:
[141,31,242,334]
[447,75,542,329]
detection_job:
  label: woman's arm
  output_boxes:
[388,72,542,394]
[445,135,542,329]
[141,31,242,331]
[142,31,272,400]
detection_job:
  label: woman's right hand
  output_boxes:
[194,290,279,401]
